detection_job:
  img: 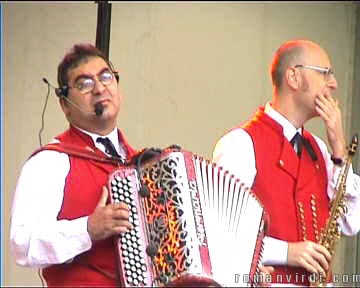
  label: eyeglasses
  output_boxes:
[294,64,335,78]
[72,69,116,94]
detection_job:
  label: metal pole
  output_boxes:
[95,1,112,59]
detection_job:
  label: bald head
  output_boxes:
[270,39,323,89]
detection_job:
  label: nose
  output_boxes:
[92,78,106,94]
[327,74,338,90]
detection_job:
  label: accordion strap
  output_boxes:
[31,142,120,165]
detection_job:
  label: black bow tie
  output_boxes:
[96,137,124,162]
[290,132,318,161]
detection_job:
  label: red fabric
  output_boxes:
[242,107,330,285]
[37,126,137,287]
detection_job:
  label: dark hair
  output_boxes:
[57,43,113,87]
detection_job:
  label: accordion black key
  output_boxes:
[108,149,268,287]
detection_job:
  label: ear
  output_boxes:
[285,67,301,90]
[59,97,70,117]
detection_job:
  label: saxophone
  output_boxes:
[310,133,358,287]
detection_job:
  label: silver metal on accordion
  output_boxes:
[108,149,268,287]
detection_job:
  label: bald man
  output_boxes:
[212,39,360,286]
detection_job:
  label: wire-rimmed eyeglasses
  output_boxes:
[72,68,117,94]
[294,64,335,78]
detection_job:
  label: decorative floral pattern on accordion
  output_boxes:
[108,149,268,287]
[141,154,197,281]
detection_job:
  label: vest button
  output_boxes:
[279,159,284,167]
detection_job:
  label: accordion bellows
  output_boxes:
[108,149,268,287]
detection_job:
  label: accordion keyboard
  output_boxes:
[110,170,153,286]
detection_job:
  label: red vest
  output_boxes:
[35,126,137,287]
[242,108,330,285]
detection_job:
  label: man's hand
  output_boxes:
[87,186,132,241]
[258,265,274,287]
[315,92,346,158]
[287,240,331,277]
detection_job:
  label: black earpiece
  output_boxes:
[55,85,69,98]
[108,59,120,83]
[113,71,119,83]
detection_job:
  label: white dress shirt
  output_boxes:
[10,127,126,268]
[212,103,360,266]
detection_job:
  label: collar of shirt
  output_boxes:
[73,125,125,158]
[264,102,302,142]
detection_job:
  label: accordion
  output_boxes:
[108,148,268,287]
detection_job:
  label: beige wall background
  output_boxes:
[3,2,359,286]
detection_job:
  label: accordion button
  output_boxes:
[159,274,169,284]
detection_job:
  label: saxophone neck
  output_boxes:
[334,134,358,191]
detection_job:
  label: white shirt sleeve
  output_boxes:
[313,135,360,236]
[10,150,93,268]
[212,129,360,267]
[212,128,288,266]
[212,129,257,188]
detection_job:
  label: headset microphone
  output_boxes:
[42,78,103,117]
[42,78,68,98]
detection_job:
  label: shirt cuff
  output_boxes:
[332,164,359,198]
[261,236,288,265]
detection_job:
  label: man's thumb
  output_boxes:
[97,186,109,207]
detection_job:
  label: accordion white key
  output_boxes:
[108,149,268,287]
